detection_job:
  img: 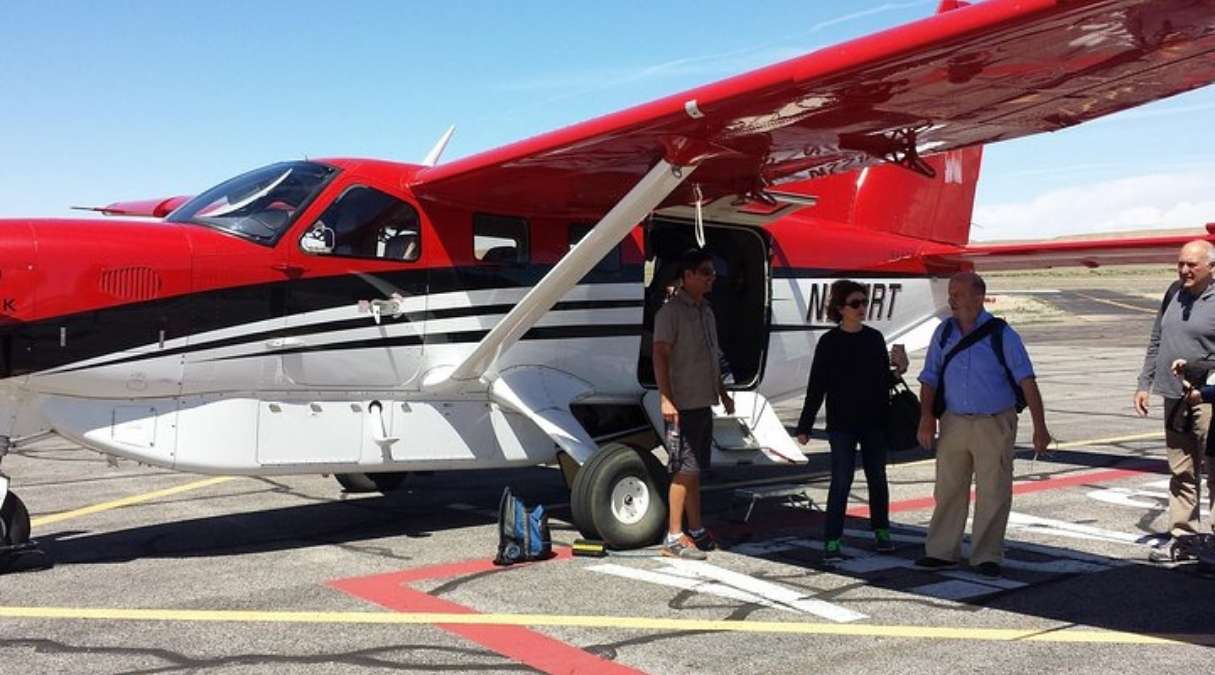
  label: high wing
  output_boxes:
[72,196,191,218]
[411,0,1215,218]
[927,225,1215,271]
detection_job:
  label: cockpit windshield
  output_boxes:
[166,161,337,244]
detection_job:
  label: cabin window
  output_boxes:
[474,214,529,264]
[568,223,621,273]
[301,185,421,262]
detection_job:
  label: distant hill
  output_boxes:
[975,225,1213,244]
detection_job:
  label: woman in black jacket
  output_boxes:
[796,279,906,561]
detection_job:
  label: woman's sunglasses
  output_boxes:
[844,298,868,309]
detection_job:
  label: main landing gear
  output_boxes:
[570,442,668,549]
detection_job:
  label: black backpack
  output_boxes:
[932,317,1027,418]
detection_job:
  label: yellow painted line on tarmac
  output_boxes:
[0,605,1193,645]
[1071,292,1157,315]
[30,476,238,529]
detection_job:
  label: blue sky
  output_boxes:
[2,1,1213,241]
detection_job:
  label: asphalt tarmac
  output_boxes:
[2,289,1213,674]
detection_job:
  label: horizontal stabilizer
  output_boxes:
[72,196,191,218]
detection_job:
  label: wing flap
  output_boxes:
[411,0,1215,217]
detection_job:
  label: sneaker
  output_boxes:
[689,529,718,552]
[1149,537,1197,563]
[973,561,1002,578]
[661,535,707,560]
[914,556,958,570]
[823,539,844,562]
[874,528,896,553]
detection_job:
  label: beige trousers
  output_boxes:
[925,408,1018,565]
[1162,398,1215,537]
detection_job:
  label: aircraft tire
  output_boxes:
[570,442,668,549]
[335,472,408,494]
[0,492,30,546]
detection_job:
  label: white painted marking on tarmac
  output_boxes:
[588,563,790,611]
[1007,511,1159,546]
[1085,487,1167,510]
[588,560,867,622]
[662,560,868,622]
[938,570,1026,590]
[909,580,1005,601]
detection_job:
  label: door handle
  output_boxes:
[271,263,305,276]
[264,337,305,350]
[358,296,405,324]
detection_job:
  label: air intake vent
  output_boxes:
[99,266,162,301]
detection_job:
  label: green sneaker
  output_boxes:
[823,538,844,562]
[874,528,895,553]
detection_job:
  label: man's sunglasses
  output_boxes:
[844,298,868,309]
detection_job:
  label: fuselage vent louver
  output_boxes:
[99,266,163,301]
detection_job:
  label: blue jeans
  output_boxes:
[825,430,891,541]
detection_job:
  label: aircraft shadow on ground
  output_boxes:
[35,467,573,566]
[713,501,1215,648]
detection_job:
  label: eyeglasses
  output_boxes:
[694,266,717,277]
[845,298,868,309]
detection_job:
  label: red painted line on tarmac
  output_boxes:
[849,460,1167,518]
[330,548,642,675]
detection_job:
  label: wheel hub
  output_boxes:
[609,476,650,525]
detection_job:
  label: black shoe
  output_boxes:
[914,556,958,570]
[690,529,718,552]
[973,561,1002,578]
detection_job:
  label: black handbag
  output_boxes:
[888,375,921,451]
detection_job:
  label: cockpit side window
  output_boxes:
[300,185,421,262]
[167,161,336,245]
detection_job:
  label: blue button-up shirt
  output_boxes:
[918,310,1035,415]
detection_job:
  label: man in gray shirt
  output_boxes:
[1134,239,1215,560]
[654,249,734,559]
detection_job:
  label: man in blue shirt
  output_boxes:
[914,272,1052,578]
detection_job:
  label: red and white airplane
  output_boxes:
[2,0,1215,550]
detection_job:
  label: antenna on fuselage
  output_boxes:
[421,125,456,167]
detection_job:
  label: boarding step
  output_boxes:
[731,483,818,523]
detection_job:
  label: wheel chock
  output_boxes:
[571,539,607,557]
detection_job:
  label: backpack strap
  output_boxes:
[991,321,1028,412]
[1161,279,1182,315]
[932,319,1004,418]
[937,319,954,350]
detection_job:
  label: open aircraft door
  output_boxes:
[641,391,806,467]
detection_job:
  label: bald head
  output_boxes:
[1177,239,1215,292]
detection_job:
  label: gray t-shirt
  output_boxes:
[1138,282,1215,399]
[654,291,722,410]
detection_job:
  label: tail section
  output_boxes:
[775,146,983,246]
[851,147,983,245]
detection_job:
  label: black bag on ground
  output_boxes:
[494,487,553,566]
[888,375,921,451]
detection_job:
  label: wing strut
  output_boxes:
[424,158,696,389]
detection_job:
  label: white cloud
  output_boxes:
[973,171,1215,240]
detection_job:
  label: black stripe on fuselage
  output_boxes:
[5,264,644,376]
[207,323,644,361]
[48,298,644,374]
